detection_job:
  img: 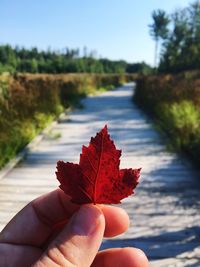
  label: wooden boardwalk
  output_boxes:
[0,84,200,266]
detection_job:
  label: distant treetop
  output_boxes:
[0,45,152,75]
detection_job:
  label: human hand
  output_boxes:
[0,189,148,267]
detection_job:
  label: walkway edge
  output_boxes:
[0,109,70,180]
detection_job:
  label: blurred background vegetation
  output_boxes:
[135,0,200,167]
[0,73,136,168]
[0,45,152,75]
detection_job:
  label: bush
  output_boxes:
[134,72,200,167]
[157,101,200,148]
[0,73,135,169]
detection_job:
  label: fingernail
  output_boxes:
[71,205,102,236]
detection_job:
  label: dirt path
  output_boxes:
[0,84,200,266]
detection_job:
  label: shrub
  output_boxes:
[134,72,200,167]
[0,73,135,169]
[156,101,200,148]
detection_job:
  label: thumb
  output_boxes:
[33,205,105,267]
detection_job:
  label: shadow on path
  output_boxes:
[101,226,200,262]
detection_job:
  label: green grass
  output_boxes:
[0,113,55,168]
[156,101,200,149]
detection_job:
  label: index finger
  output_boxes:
[0,189,129,247]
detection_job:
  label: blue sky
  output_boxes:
[1,0,192,65]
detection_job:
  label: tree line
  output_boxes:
[0,45,152,75]
[149,0,200,73]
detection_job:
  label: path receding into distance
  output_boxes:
[0,84,200,266]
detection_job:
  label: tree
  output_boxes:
[0,44,150,74]
[149,9,170,68]
[158,1,200,73]
[159,8,189,72]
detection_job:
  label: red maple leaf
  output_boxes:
[56,125,141,204]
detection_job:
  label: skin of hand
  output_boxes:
[0,189,148,267]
